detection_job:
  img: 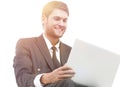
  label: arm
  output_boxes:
[13,39,36,87]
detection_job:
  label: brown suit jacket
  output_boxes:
[13,34,71,87]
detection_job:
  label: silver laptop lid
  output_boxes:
[67,39,120,87]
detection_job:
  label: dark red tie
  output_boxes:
[51,46,60,69]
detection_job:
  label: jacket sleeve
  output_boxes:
[13,39,36,87]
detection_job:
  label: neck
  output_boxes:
[44,33,59,46]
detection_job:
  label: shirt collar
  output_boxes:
[43,34,60,50]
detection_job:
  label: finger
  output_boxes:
[59,70,75,75]
[58,74,75,79]
[58,65,73,71]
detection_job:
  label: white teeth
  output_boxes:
[56,29,61,32]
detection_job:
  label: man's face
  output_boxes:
[43,8,68,39]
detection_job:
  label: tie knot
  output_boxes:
[51,46,56,51]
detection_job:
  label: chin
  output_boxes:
[55,35,62,39]
[58,35,64,38]
[55,32,65,38]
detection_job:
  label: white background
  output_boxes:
[0,0,120,87]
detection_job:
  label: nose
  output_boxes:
[58,20,66,29]
[59,20,65,26]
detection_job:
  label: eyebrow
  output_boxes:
[53,16,68,20]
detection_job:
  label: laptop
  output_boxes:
[67,39,120,87]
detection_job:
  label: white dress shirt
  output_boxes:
[34,34,60,87]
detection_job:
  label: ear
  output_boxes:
[41,15,47,24]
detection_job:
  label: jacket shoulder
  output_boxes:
[15,36,39,48]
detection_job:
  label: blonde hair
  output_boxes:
[42,1,69,17]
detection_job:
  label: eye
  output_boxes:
[53,16,68,23]
[54,17,61,21]
[63,18,67,23]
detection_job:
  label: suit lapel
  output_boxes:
[35,35,71,70]
[36,35,55,70]
[60,42,71,66]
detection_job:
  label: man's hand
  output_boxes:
[41,65,75,84]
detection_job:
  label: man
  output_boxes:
[13,1,87,87]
